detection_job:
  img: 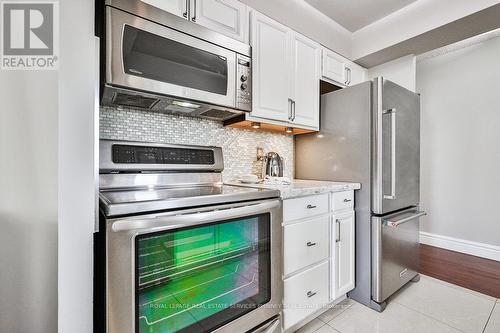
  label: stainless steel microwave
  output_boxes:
[100,0,252,121]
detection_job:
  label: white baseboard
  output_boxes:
[420,231,500,262]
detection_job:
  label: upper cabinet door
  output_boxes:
[191,0,249,43]
[322,48,346,85]
[345,62,367,86]
[250,11,291,122]
[141,0,188,18]
[290,32,320,129]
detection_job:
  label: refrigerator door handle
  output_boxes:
[383,108,397,200]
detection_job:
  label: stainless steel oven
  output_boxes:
[99,0,252,121]
[96,140,282,333]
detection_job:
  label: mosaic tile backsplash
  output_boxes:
[100,106,294,181]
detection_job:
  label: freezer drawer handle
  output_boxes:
[386,211,427,227]
[306,291,317,298]
[306,241,317,247]
[306,204,317,209]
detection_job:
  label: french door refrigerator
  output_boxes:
[295,78,426,311]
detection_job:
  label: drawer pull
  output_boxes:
[306,204,317,209]
[343,199,352,203]
[306,241,317,247]
[306,291,317,298]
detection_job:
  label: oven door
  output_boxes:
[106,199,282,333]
[106,6,236,109]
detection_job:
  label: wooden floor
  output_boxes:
[419,244,500,298]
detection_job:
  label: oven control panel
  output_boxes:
[112,144,215,165]
[236,54,252,112]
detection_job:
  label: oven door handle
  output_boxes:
[111,200,281,232]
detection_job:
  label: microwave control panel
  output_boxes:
[236,54,252,112]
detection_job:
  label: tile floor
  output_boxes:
[295,275,500,333]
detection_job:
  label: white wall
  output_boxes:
[58,0,96,332]
[368,55,416,92]
[0,55,58,333]
[240,0,352,58]
[417,35,500,248]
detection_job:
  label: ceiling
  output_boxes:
[304,0,418,32]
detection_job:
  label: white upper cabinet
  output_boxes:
[191,0,249,43]
[250,11,291,122]
[290,33,321,128]
[322,48,346,85]
[143,0,249,43]
[322,47,367,87]
[141,0,188,18]
[250,11,320,130]
[345,60,367,86]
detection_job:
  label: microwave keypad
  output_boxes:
[236,55,252,111]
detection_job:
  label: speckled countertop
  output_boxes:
[225,179,361,199]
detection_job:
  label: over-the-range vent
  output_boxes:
[199,109,237,120]
[112,92,160,109]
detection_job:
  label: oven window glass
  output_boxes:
[135,214,271,333]
[122,25,228,95]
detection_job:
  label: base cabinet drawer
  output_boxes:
[283,193,329,222]
[283,261,329,330]
[331,190,354,212]
[283,216,329,275]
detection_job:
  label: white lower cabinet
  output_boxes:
[283,261,329,330]
[283,193,329,222]
[282,190,356,332]
[331,210,355,300]
[283,216,329,276]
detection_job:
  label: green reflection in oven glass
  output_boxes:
[137,217,261,333]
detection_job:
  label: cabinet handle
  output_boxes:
[307,291,317,298]
[306,241,317,247]
[291,99,296,121]
[336,219,341,243]
[191,0,197,21]
[183,0,188,18]
[344,67,351,85]
[343,198,352,203]
[306,204,317,209]
[288,98,293,120]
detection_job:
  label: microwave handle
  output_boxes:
[111,200,280,232]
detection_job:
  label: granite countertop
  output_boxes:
[225,179,361,199]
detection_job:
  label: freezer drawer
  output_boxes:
[371,208,426,303]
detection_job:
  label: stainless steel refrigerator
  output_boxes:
[295,78,426,311]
